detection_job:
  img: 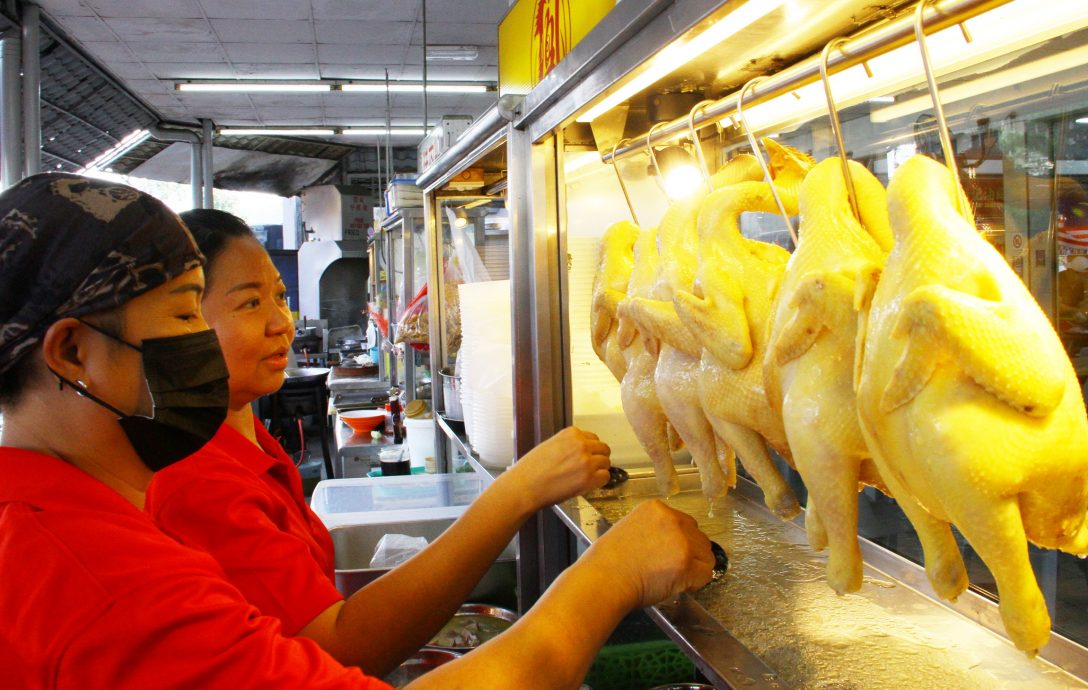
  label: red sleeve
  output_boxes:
[153,476,345,636]
[57,573,391,690]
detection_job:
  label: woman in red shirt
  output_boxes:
[145,209,689,676]
[0,175,714,690]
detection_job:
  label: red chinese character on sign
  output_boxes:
[532,0,571,81]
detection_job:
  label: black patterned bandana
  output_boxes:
[0,173,204,374]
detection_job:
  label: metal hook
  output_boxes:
[646,121,670,197]
[736,77,798,245]
[819,37,861,223]
[610,139,640,225]
[687,99,716,192]
[914,0,966,216]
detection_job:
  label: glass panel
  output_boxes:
[564,22,1088,649]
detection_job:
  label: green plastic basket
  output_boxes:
[583,640,696,690]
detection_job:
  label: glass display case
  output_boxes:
[506,0,1088,685]
[376,208,429,401]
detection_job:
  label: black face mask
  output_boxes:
[54,322,230,472]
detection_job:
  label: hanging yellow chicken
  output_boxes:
[855,154,1088,654]
[590,220,640,382]
[669,140,813,520]
[763,157,893,594]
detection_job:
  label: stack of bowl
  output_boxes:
[457,280,514,469]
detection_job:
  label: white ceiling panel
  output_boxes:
[119,78,176,94]
[209,19,315,44]
[424,0,512,24]
[127,41,227,63]
[105,62,158,79]
[198,0,311,20]
[233,64,321,79]
[58,18,119,43]
[319,64,409,80]
[314,20,414,45]
[316,43,410,65]
[175,92,254,107]
[149,62,239,79]
[311,0,419,22]
[86,0,204,19]
[141,93,184,107]
[103,17,217,42]
[75,40,137,61]
[412,22,498,46]
[40,0,96,17]
[222,42,316,63]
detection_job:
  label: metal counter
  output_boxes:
[553,469,1088,690]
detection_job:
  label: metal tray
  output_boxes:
[553,468,1088,690]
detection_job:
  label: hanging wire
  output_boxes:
[914,0,967,216]
[736,77,798,245]
[819,38,861,222]
[610,139,640,225]
[645,121,671,197]
[687,99,717,192]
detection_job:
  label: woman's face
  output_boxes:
[200,236,293,409]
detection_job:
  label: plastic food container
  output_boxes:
[404,414,435,471]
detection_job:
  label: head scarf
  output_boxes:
[0,173,204,374]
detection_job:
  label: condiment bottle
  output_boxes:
[388,386,403,444]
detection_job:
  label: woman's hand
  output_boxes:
[584,498,715,608]
[503,426,612,512]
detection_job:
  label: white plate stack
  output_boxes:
[457,280,514,469]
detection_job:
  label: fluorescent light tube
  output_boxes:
[219,128,337,136]
[426,45,480,62]
[342,128,427,136]
[576,0,787,123]
[341,82,489,94]
[177,82,331,93]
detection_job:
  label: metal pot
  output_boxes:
[284,367,330,384]
[439,367,463,421]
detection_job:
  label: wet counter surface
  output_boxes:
[555,470,1087,690]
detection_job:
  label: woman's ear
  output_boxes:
[40,318,89,384]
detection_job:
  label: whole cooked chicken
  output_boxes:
[619,157,767,501]
[856,154,1088,654]
[670,140,813,520]
[763,157,893,593]
[591,220,640,382]
[615,226,685,496]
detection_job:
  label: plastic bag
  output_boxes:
[395,283,429,350]
[369,533,429,569]
[367,302,389,340]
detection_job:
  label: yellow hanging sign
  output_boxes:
[498,0,615,97]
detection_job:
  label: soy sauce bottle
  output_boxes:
[388,386,404,444]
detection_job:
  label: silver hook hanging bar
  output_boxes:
[819,38,861,223]
[610,139,640,225]
[736,77,798,245]
[914,0,966,216]
[646,121,670,198]
[687,99,717,192]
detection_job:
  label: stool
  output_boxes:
[260,377,335,480]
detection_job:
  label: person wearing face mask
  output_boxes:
[146,209,688,676]
[0,176,715,690]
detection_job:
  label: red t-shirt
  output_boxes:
[147,421,344,635]
[0,446,391,690]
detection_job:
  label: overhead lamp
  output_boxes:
[576,0,787,123]
[1077,117,1088,125]
[341,81,490,94]
[426,45,480,62]
[78,128,150,173]
[342,128,427,136]
[736,0,1088,134]
[652,145,702,200]
[218,128,337,136]
[176,81,331,93]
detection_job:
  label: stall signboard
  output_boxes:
[418,116,473,173]
[498,0,615,97]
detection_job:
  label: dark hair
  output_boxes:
[179,209,255,285]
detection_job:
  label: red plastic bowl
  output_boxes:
[340,410,385,433]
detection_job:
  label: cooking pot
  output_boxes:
[439,367,463,421]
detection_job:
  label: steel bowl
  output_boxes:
[383,648,461,688]
[284,367,330,384]
[426,603,518,652]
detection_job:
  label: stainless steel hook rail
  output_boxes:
[599,0,1011,165]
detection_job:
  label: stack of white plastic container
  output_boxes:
[457,280,514,468]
